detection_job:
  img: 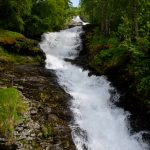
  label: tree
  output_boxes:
[0,0,32,31]
[24,0,71,37]
[80,0,149,39]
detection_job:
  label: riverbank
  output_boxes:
[0,29,76,149]
[73,24,150,142]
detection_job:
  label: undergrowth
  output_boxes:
[86,27,150,107]
[0,46,41,64]
[0,88,27,141]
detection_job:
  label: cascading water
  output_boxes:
[40,26,149,150]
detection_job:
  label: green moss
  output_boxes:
[0,46,41,64]
[0,29,24,44]
[0,29,44,64]
[0,46,15,63]
[0,88,27,139]
[14,39,39,55]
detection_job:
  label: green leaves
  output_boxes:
[0,0,71,36]
[0,0,32,31]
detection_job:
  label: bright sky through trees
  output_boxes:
[71,0,79,7]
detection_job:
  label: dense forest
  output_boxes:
[0,0,77,37]
[79,0,150,119]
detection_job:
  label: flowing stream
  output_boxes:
[40,26,149,150]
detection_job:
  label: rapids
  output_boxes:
[40,26,149,150]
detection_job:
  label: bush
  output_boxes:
[90,47,128,73]
[137,76,150,98]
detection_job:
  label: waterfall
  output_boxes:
[40,26,149,150]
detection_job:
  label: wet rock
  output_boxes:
[15,127,23,132]
[30,109,38,115]
[17,86,24,91]
[45,108,52,114]
[0,138,6,143]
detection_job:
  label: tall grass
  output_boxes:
[0,88,27,140]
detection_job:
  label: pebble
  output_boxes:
[30,109,38,115]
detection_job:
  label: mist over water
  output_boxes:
[40,26,149,150]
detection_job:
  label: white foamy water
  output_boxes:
[40,26,149,150]
[72,16,89,25]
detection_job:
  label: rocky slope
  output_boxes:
[0,29,76,150]
[0,64,76,150]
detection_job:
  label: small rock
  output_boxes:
[37,132,42,137]
[0,138,6,143]
[31,133,35,137]
[14,131,19,136]
[18,86,24,90]
[16,127,23,132]
[30,109,38,115]
[46,108,52,114]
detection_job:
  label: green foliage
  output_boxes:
[0,0,71,37]
[0,47,15,63]
[81,0,150,105]
[0,0,32,32]
[24,0,71,37]
[65,7,82,26]
[90,47,128,73]
[85,23,150,105]
[118,16,132,41]
[0,29,24,44]
[80,0,149,38]
[136,37,150,54]
[0,29,44,64]
[137,77,150,97]
[0,46,40,64]
[0,88,27,139]
[25,15,51,37]
[107,37,119,47]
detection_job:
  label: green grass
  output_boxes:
[0,88,27,140]
[0,46,41,64]
[0,29,24,44]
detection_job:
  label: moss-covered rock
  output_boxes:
[0,29,45,65]
[0,29,25,45]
